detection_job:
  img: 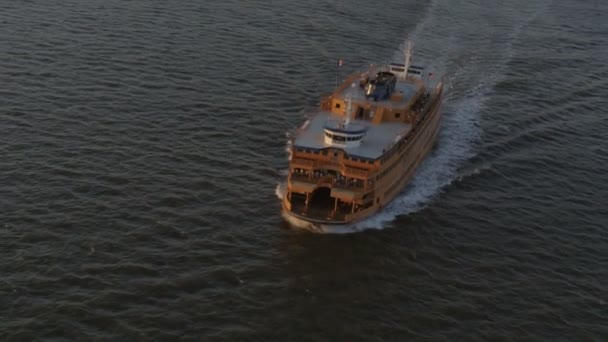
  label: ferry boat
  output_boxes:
[282,41,444,226]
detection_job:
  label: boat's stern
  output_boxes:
[281,191,352,226]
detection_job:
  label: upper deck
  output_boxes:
[293,111,411,160]
[333,73,424,109]
[292,66,427,161]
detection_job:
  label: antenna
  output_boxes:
[403,39,413,80]
[342,83,357,127]
[344,91,353,127]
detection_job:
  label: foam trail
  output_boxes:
[275,182,285,200]
[284,131,292,155]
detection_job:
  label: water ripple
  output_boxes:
[1,0,607,340]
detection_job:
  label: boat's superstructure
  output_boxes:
[282,41,444,225]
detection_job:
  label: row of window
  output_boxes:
[376,154,403,181]
[293,148,375,165]
[324,132,364,142]
[383,151,422,200]
[379,137,406,164]
[347,156,373,164]
[294,147,332,155]
[383,179,401,199]
[379,102,440,189]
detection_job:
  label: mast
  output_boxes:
[403,40,413,80]
[344,90,353,127]
[340,83,357,128]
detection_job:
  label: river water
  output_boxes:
[1,0,607,340]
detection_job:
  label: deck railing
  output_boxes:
[291,158,374,179]
[289,173,368,191]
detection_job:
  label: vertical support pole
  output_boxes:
[336,59,343,88]
[351,202,355,214]
[403,40,413,81]
[335,70,338,88]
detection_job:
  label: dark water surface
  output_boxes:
[1,0,607,340]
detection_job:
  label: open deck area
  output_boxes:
[293,112,411,160]
[336,78,421,109]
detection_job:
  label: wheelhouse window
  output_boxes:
[345,135,364,141]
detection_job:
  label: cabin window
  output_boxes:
[356,107,364,119]
[322,150,328,156]
[335,103,341,109]
[395,113,401,118]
